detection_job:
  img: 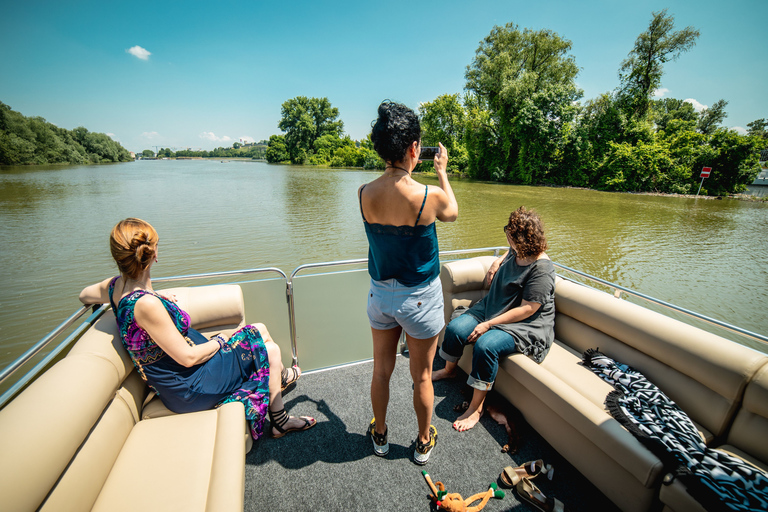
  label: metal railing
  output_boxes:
[3,250,766,409]
[0,268,287,408]
[553,262,768,346]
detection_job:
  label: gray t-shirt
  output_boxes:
[466,252,555,363]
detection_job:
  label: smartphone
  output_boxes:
[419,146,439,161]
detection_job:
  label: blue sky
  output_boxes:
[1,0,765,152]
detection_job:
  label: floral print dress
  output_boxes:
[109,276,271,439]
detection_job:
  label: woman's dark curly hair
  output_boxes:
[505,207,548,258]
[370,101,421,164]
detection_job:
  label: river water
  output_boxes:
[1,159,766,369]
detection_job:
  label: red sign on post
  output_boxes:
[700,167,712,178]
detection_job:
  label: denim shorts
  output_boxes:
[367,277,445,340]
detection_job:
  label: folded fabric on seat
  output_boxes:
[582,349,768,512]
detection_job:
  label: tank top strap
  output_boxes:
[414,186,428,227]
[108,276,120,311]
[358,184,368,223]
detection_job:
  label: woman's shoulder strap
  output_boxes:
[414,185,428,226]
[358,184,368,223]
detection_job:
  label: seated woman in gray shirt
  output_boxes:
[433,207,555,431]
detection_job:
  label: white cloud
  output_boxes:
[684,98,707,112]
[200,132,232,142]
[652,88,669,98]
[106,132,115,137]
[732,126,747,135]
[141,131,160,139]
[126,46,151,60]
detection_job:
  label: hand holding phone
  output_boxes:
[419,146,439,161]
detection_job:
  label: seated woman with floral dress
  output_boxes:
[432,207,556,432]
[79,218,316,440]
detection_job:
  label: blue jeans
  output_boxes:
[439,313,518,391]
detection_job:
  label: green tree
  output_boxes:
[697,99,728,135]
[277,96,344,164]
[618,9,699,119]
[651,98,698,132]
[464,23,582,183]
[418,94,468,173]
[747,118,767,139]
[265,134,290,163]
[142,149,154,157]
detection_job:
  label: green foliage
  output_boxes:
[266,135,290,163]
[142,149,154,157]
[0,102,132,165]
[278,96,343,164]
[418,94,468,173]
[463,23,582,184]
[618,9,699,119]
[747,119,767,139]
[697,99,728,135]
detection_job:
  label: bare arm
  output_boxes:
[432,142,458,223]
[79,277,115,305]
[466,299,542,343]
[134,295,220,367]
[485,251,509,287]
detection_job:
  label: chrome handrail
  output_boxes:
[4,253,765,409]
[0,268,288,399]
[0,304,93,387]
[285,247,509,365]
[553,263,768,346]
[0,304,111,408]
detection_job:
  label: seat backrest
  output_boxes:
[0,284,246,512]
[440,256,496,333]
[553,278,768,441]
[726,361,768,465]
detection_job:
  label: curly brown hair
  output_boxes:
[504,207,547,258]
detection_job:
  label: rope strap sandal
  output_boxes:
[268,407,316,439]
[500,460,554,488]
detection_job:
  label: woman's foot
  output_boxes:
[269,407,316,438]
[431,367,456,381]
[453,406,483,431]
[281,365,301,391]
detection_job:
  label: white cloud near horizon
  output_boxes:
[732,126,747,135]
[685,98,707,112]
[126,46,151,60]
[200,132,232,142]
[652,88,669,98]
[238,136,255,143]
[141,131,160,139]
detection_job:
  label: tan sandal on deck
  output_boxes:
[515,477,565,512]
[500,459,553,488]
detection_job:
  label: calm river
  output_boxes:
[1,159,767,369]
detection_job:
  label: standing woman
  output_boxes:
[359,101,458,465]
[433,207,555,432]
[79,218,316,441]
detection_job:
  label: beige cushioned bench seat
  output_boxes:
[0,284,250,512]
[440,256,768,512]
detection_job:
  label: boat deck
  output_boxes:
[245,354,619,511]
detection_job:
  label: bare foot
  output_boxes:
[432,368,457,381]
[453,407,483,431]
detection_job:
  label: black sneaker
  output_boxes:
[414,425,437,465]
[367,418,389,457]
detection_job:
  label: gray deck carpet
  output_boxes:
[245,355,619,512]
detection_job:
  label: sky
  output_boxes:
[1,0,766,153]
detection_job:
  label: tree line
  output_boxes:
[144,143,268,160]
[0,102,133,165]
[267,10,767,195]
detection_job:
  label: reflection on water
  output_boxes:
[1,160,766,368]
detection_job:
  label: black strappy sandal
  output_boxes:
[268,407,316,439]
[281,365,301,391]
